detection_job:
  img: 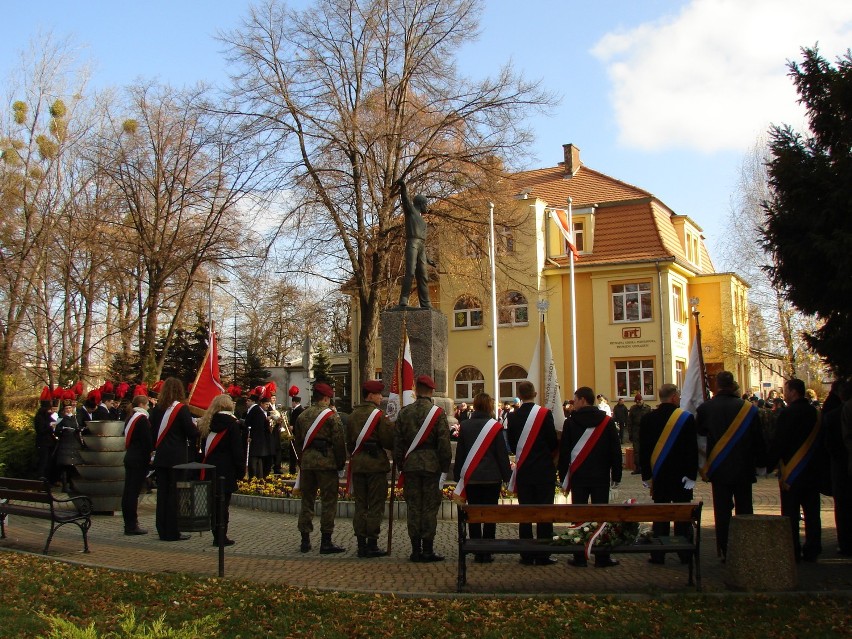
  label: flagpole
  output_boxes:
[691,298,710,400]
[568,197,578,392]
[488,202,500,403]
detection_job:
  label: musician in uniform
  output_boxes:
[121,392,153,535]
[393,374,452,562]
[346,380,394,558]
[294,382,347,554]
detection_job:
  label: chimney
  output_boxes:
[562,143,581,176]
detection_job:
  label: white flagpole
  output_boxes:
[488,202,500,404]
[568,197,578,392]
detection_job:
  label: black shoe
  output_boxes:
[124,527,148,536]
[648,557,665,565]
[474,553,494,564]
[519,557,536,565]
[420,552,445,562]
[319,533,345,554]
[595,558,620,568]
[631,470,641,475]
[161,534,190,542]
[569,558,588,567]
[365,539,387,558]
[300,533,312,553]
[536,556,558,566]
[213,538,236,546]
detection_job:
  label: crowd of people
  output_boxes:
[30,369,852,567]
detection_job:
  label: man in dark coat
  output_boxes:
[628,393,651,474]
[770,377,823,561]
[288,395,305,474]
[506,380,559,566]
[823,380,852,555]
[244,388,271,479]
[121,394,153,535]
[696,370,766,559]
[639,383,698,564]
[559,386,622,568]
[613,397,629,443]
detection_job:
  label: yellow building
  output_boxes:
[357,144,750,406]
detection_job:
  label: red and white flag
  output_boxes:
[386,327,415,422]
[187,322,226,414]
[550,209,580,259]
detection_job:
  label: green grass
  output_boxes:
[0,552,849,638]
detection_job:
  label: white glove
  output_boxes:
[756,467,767,478]
[439,472,447,489]
[338,469,346,479]
[682,477,696,490]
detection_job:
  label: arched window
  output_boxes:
[499,365,528,401]
[498,291,529,327]
[454,366,485,402]
[453,295,483,329]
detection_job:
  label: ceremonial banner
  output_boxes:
[386,327,415,422]
[187,322,226,414]
[527,327,563,423]
[550,209,581,259]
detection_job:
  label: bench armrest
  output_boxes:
[53,494,93,516]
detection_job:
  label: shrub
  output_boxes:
[38,607,222,638]
[0,425,36,477]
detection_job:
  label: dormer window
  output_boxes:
[685,229,701,267]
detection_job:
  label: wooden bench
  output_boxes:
[457,502,703,592]
[0,477,93,554]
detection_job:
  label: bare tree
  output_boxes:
[220,0,554,382]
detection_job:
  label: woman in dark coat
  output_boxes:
[148,377,199,541]
[33,397,59,481]
[198,394,245,546]
[453,392,512,563]
[55,402,84,492]
[121,393,154,535]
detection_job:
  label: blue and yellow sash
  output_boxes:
[778,412,822,490]
[700,402,758,481]
[650,407,691,479]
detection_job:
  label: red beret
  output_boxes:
[314,382,335,398]
[288,384,300,398]
[363,380,384,394]
[634,393,643,401]
[416,374,436,390]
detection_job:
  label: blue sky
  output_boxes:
[4,0,852,257]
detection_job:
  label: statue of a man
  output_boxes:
[396,179,435,308]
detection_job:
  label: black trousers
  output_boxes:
[155,466,181,540]
[517,481,555,560]
[571,484,611,564]
[831,462,852,553]
[780,481,822,559]
[465,483,501,540]
[650,483,694,562]
[710,480,753,556]
[122,463,148,530]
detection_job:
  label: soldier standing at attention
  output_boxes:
[294,382,347,554]
[347,379,395,558]
[394,374,452,562]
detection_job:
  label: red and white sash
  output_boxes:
[346,408,383,495]
[452,418,503,502]
[124,410,147,449]
[507,405,549,493]
[294,408,334,490]
[397,405,443,488]
[200,429,228,480]
[561,415,611,493]
[156,402,184,448]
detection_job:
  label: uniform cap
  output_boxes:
[416,374,436,389]
[288,384,300,398]
[634,393,643,401]
[363,380,384,394]
[314,382,335,398]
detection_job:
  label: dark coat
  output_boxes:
[34,409,58,448]
[454,411,512,485]
[559,405,622,487]
[93,404,112,421]
[245,403,272,457]
[639,403,698,486]
[770,397,823,489]
[123,409,154,468]
[203,412,245,493]
[696,391,766,484]
[506,402,558,486]
[55,415,84,466]
[149,401,199,468]
[76,405,95,430]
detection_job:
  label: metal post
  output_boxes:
[568,198,578,392]
[488,202,500,403]
[217,474,226,577]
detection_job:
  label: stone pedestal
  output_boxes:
[381,307,448,395]
[725,514,797,591]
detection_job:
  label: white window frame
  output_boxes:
[453,295,483,330]
[611,282,652,323]
[672,283,687,324]
[498,291,529,327]
[454,366,485,402]
[614,359,655,399]
[498,365,528,402]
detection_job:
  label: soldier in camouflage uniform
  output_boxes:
[294,382,347,554]
[393,374,452,562]
[346,380,395,558]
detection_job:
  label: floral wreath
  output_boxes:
[551,498,651,559]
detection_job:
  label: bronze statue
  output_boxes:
[396,179,435,308]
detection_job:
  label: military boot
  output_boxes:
[357,536,368,558]
[409,537,422,562]
[366,538,388,558]
[420,538,444,562]
[319,533,345,554]
[300,532,312,553]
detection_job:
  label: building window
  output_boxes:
[498,365,528,401]
[498,291,529,326]
[453,295,483,329]
[685,230,701,267]
[612,282,652,322]
[572,220,584,252]
[614,359,655,398]
[672,284,687,324]
[675,359,686,390]
[498,226,515,254]
[455,366,485,401]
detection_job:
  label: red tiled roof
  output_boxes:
[512,165,652,208]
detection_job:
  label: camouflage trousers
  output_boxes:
[402,471,441,541]
[298,469,340,535]
[351,472,388,539]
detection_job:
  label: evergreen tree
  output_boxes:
[763,47,852,375]
[311,343,333,385]
[107,351,141,385]
[240,348,270,391]
[157,315,210,386]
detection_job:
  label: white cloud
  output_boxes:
[591,0,852,152]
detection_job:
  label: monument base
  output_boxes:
[381,307,449,396]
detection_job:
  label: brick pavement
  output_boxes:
[2,472,851,596]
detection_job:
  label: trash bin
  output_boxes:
[173,462,215,533]
[624,447,635,470]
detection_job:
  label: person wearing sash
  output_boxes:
[394,374,452,562]
[639,384,698,564]
[506,380,559,566]
[346,380,394,558]
[245,387,272,479]
[559,386,623,568]
[453,392,511,563]
[769,378,823,562]
[198,393,244,546]
[696,370,766,559]
[294,382,347,554]
[150,377,200,542]
[121,393,153,535]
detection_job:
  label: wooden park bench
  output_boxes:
[457,502,703,592]
[0,477,93,554]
